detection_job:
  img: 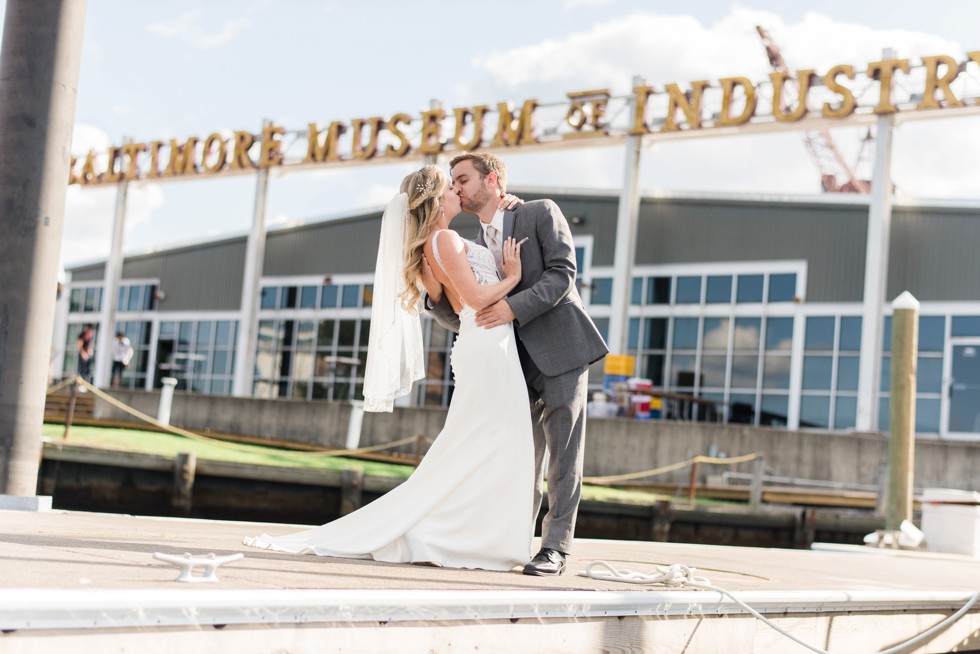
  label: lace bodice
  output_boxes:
[431,230,500,286]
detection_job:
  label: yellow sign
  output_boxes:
[70,50,980,186]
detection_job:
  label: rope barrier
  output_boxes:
[63,376,429,459]
[45,377,78,396]
[581,560,980,654]
[583,452,760,485]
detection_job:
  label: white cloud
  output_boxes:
[458,8,977,200]
[148,10,248,49]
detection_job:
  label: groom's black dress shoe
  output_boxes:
[523,548,566,576]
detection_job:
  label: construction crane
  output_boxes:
[756,25,871,193]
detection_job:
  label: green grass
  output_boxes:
[41,423,704,506]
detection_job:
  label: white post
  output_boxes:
[345,400,365,450]
[607,75,645,358]
[232,134,271,397]
[158,377,178,425]
[94,172,129,388]
[856,49,896,432]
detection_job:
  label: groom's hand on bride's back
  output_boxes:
[475,300,516,329]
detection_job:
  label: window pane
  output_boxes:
[117,286,127,311]
[699,355,727,388]
[260,287,277,309]
[672,318,699,350]
[836,355,859,392]
[702,318,729,351]
[916,398,941,433]
[359,320,371,347]
[760,394,789,426]
[729,393,756,424]
[675,276,701,304]
[212,350,229,376]
[630,277,643,305]
[800,395,830,429]
[839,317,862,351]
[733,317,761,351]
[647,277,671,305]
[300,285,318,308]
[281,286,298,309]
[763,355,791,389]
[643,354,665,386]
[705,276,732,303]
[804,317,835,351]
[127,285,142,311]
[627,318,639,352]
[70,288,82,312]
[644,318,667,350]
[297,320,316,347]
[591,278,612,305]
[765,317,793,350]
[215,321,235,347]
[951,316,980,337]
[834,396,857,430]
[159,321,176,338]
[730,355,759,388]
[670,354,697,388]
[338,320,356,346]
[363,284,374,307]
[317,320,335,347]
[84,288,98,312]
[196,321,213,347]
[736,274,764,303]
[320,284,338,308]
[880,355,890,393]
[293,350,315,379]
[768,273,796,302]
[178,322,193,346]
[144,285,157,310]
[918,316,945,352]
[882,316,892,351]
[802,355,832,390]
[918,356,943,394]
[341,285,360,307]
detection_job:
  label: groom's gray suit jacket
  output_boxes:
[429,199,608,376]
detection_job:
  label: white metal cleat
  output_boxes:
[153,551,244,583]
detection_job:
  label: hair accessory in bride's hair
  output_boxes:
[415,180,431,196]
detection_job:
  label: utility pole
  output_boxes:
[0,0,88,506]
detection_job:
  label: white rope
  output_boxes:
[581,560,980,654]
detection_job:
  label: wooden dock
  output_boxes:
[1,509,978,653]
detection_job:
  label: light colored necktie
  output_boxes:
[485,224,503,272]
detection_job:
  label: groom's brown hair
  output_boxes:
[449,152,507,192]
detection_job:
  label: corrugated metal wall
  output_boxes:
[64,194,980,307]
[889,206,980,301]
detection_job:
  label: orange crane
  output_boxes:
[756,25,871,193]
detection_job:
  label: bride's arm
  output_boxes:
[434,230,520,311]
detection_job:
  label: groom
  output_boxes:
[426,152,608,576]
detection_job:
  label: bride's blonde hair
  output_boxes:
[401,164,447,311]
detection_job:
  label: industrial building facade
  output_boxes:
[57,189,980,440]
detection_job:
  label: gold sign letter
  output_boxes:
[419,108,446,155]
[492,99,538,147]
[629,85,654,135]
[453,106,489,150]
[351,117,385,160]
[662,81,709,131]
[385,114,411,157]
[918,55,964,110]
[165,137,200,177]
[770,70,814,122]
[259,123,286,168]
[821,65,857,118]
[563,89,610,139]
[122,142,147,180]
[304,122,346,163]
[202,133,228,173]
[716,77,757,127]
[866,58,911,114]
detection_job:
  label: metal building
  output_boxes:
[56,188,980,440]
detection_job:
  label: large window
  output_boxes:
[113,321,153,389]
[878,315,945,434]
[157,320,237,395]
[799,316,861,430]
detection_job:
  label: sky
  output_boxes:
[2,1,978,269]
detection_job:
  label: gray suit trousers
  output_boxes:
[518,339,589,554]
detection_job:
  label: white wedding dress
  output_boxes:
[244,235,534,570]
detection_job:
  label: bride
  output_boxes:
[244,165,535,571]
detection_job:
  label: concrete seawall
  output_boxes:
[96,389,979,491]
